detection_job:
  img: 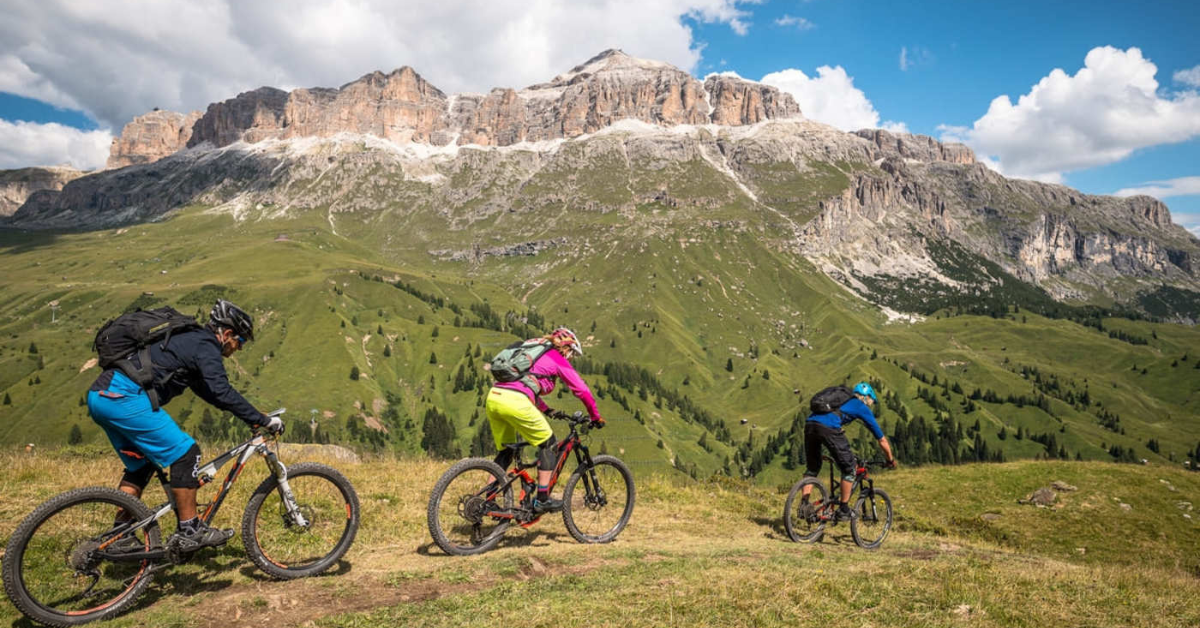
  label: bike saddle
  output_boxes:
[502,440,532,452]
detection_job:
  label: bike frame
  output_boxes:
[814,455,876,520]
[483,417,598,527]
[97,428,306,563]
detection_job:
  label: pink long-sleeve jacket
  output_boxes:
[495,348,601,421]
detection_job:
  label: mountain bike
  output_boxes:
[2,409,361,627]
[782,455,893,549]
[428,411,635,556]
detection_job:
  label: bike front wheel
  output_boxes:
[2,487,161,627]
[562,455,635,543]
[427,458,514,556]
[783,477,829,543]
[241,462,360,580]
[850,488,893,549]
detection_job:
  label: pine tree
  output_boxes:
[418,314,425,325]
[350,366,360,380]
[725,358,734,372]
[68,424,83,445]
[429,352,438,364]
[609,338,616,348]
[383,345,392,357]
[470,419,494,457]
[432,326,439,338]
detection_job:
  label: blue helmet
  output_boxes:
[853,382,877,403]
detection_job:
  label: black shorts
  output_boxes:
[804,422,856,480]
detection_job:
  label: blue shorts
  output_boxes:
[87,371,196,472]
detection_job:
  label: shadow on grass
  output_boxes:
[750,514,859,547]
[0,228,62,255]
[237,557,353,582]
[415,527,575,558]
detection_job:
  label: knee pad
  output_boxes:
[492,448,515,471]
[536,435,558,472]
[169,443,202,489]
[120,465,155,492]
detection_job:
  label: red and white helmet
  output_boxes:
[550,327,582,357]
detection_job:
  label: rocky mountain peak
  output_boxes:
[107,109,203,169]
[534,48,680,89]
[853,129,974,165]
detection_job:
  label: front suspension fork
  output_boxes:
[261,447,308,527]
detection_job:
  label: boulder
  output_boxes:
[1018,487,1056,506]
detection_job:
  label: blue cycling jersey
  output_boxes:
[806,397,884,439]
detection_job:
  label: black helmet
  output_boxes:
[210,299,254,341]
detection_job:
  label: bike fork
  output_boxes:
[263,448,308,527]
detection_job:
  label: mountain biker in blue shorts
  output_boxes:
[86,300,281,551]
[801,382,896,522]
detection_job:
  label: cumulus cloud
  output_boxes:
[1174,64,1200,87]
[939,46,1200,182]
[774,15,815,30]
[761,66,904,132]
[0,120,111,170]
[0,0,757,131]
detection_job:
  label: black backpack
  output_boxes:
[810,385,855,416]
[93,306,202,410]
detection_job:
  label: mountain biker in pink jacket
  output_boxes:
[487,328,603,513]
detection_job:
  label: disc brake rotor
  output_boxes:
[457,495,488,524]
[67,539,101,573]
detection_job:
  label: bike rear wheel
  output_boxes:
[242,462,360,579]
[562,455,635,543]
[783,477,829,543]
[427,458,514,556]
[850,488,893,549]
[2,487,161,627]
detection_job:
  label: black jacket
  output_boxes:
[90,328,266,426]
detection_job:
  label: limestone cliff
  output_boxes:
[107,109,202,169]
[0,166,85,217]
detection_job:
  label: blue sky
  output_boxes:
[1,0,1197,233]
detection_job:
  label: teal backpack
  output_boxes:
[490,340,553,394]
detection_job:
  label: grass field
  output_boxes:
[1,447,1197,627]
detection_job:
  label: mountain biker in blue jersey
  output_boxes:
[800,382,896,522]
[86,300,281,552]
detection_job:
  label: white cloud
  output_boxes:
[0,120,111,170]
[1114,176,1200,199]
[0,0,757,131]
[774,15,814,30]
[899,46,933,72]
[761,66,904,132]
[1174,65,1200,87]
[940,46,1200,182]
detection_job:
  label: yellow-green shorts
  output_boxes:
[485,387,553,451]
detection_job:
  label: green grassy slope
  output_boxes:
[1,199,1198,480]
